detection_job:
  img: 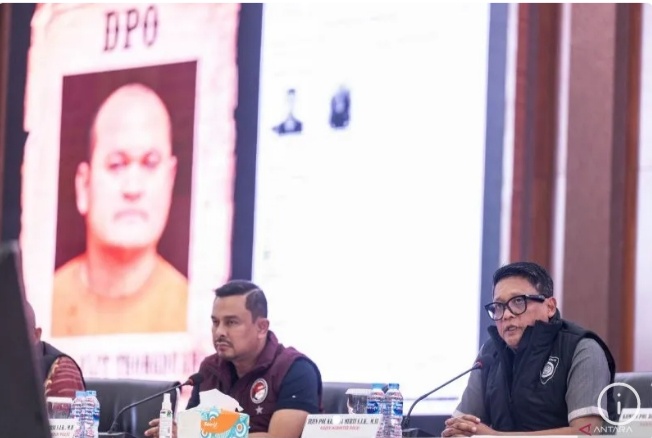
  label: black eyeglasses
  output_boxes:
[484,294,547,321]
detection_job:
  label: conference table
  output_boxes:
[95,413,447,438]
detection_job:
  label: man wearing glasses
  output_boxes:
[443,262,616,437]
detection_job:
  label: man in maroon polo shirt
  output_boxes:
[146,280,322,438]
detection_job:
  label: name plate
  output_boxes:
[617,408,652,436]
[620,408,652,422]
[302,414,382,438]
[49,419,77,438]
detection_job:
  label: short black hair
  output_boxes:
[493,261,554,298]
[214,280,268,320]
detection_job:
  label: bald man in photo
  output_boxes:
[52,83,188,337]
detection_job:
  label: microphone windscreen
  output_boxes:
[475,352,496,369]
[187,373,204,386]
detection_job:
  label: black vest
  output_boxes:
[40,341,86,387]
[481,312,617,431]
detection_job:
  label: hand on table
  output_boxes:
[144,418,177,438]
[442,414,495,437]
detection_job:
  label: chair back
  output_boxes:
[85,378,180,437]
[614,372,652,410]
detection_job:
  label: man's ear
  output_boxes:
[547,297,557,318]
[168,155,178,181]
[75,162,90,215]
[256,317,270,338]
[34,327,42,342]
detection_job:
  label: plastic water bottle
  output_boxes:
[159,393,174,438]
[82,391,93,438]
[367,383,386,438]
[386,383,403,438]
[85,390,100,438]
[71,391,86,438]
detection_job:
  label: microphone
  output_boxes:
[401,355,494,431]
[106,373,204,434]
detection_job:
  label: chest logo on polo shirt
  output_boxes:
[540,356,560,384]
[250,378,269,404]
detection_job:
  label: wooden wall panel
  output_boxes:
[561,3,640,371]
[510,4,560,266]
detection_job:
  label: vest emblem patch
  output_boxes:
[251,378,269,404]
[540,356,559,384]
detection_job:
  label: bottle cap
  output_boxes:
[162,393,172,410]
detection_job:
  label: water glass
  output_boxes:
[345,388,371,414]
[46,396,73,419]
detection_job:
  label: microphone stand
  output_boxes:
[105,382,184,435]
[401,363,481,437]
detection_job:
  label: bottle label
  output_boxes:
[366,400,381,414]
[391,401,403,416]
[159,415,173,438]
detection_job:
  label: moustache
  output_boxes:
[214,337,232,346]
